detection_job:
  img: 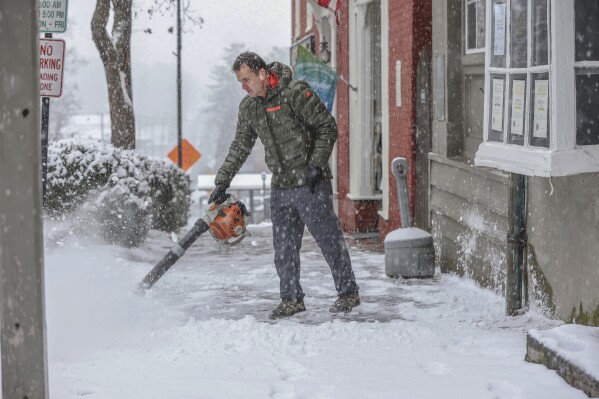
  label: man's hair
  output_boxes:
[232,52,267,74]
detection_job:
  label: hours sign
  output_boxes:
[39,0,68,33]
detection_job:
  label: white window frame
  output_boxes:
[379,0,390,219]
[475,0,599,177]
[465,0,487,54]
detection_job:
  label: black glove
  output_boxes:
[208,184,228,205]
[307,164,324,194]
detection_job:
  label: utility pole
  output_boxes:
[0,1,49,398]
[177,0,183,168]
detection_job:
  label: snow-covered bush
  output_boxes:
[46,139,116,213]
[94,177,151,248]
[46,139,191,247]
[144,159,191,232]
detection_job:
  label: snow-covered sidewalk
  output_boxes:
[44,218,587,398]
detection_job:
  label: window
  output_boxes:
[466,0,486,53]
[486,0,550,148]
[368,3,383,194]
[575,0,599,146]
[476,0,599,176]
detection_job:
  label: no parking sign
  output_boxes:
[39,38,65,97]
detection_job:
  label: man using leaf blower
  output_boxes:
[209,52,360,320]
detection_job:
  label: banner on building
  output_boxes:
[293,45,338,112]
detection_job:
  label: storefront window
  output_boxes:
[508,75,527,145]
[575,0,599,146]
[576,70,599,146]
[575,0,599,62]
[529,72,550,148]
[476,1,599,176]
[487,0,550,148]
[489,74,506,142]
[491,0,507,68]
[510,0,527,68]
[532,0,549,66]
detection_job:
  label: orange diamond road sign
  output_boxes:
[168,139,201,172]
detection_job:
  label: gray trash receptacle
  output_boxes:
[384,157,435,279]
[385,227,435,278]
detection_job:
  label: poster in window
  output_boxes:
[533,80,549,138]
[492,78,504,132]
[510,80,526,135]
[494,4,506,56]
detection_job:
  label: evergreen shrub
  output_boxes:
[46,139,191,247]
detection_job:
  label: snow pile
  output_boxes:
[46,138,191,246]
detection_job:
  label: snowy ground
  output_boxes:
[43,212,588,398]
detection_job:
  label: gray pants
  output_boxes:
[270,181,359,300]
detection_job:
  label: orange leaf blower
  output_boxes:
[139,195,251,291]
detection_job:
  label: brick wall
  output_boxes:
[335,0,354,231]
[378,0,432,238]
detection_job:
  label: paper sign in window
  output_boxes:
[492,78,505,132]
[511,80,526,136]
[494,4,506,56]
[533,80,549,138]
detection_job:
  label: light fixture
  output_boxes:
[319,40,331,64]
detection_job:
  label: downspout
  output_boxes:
[506,173,527,315]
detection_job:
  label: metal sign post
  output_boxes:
[39,36,65,206]
[177,0,183,169]
[41,95,50,206]
[39,0,67,206]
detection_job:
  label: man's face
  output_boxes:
[235,64,267,98]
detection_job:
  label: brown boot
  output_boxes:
[329,293,360,313]
[269,298,306,319]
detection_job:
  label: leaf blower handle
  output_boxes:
[138,218,210,291]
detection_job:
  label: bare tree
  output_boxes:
[91,0,135,149]
[91,0,202,150]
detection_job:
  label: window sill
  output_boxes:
[474,142,599,177]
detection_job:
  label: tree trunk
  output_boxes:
[91,0,135,149]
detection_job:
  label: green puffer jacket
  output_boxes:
[215,62,336,189]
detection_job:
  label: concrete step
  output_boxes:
[526,327,599,398]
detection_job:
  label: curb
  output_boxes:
[526,333,599,398]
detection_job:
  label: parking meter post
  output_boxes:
[391,157,412,229]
